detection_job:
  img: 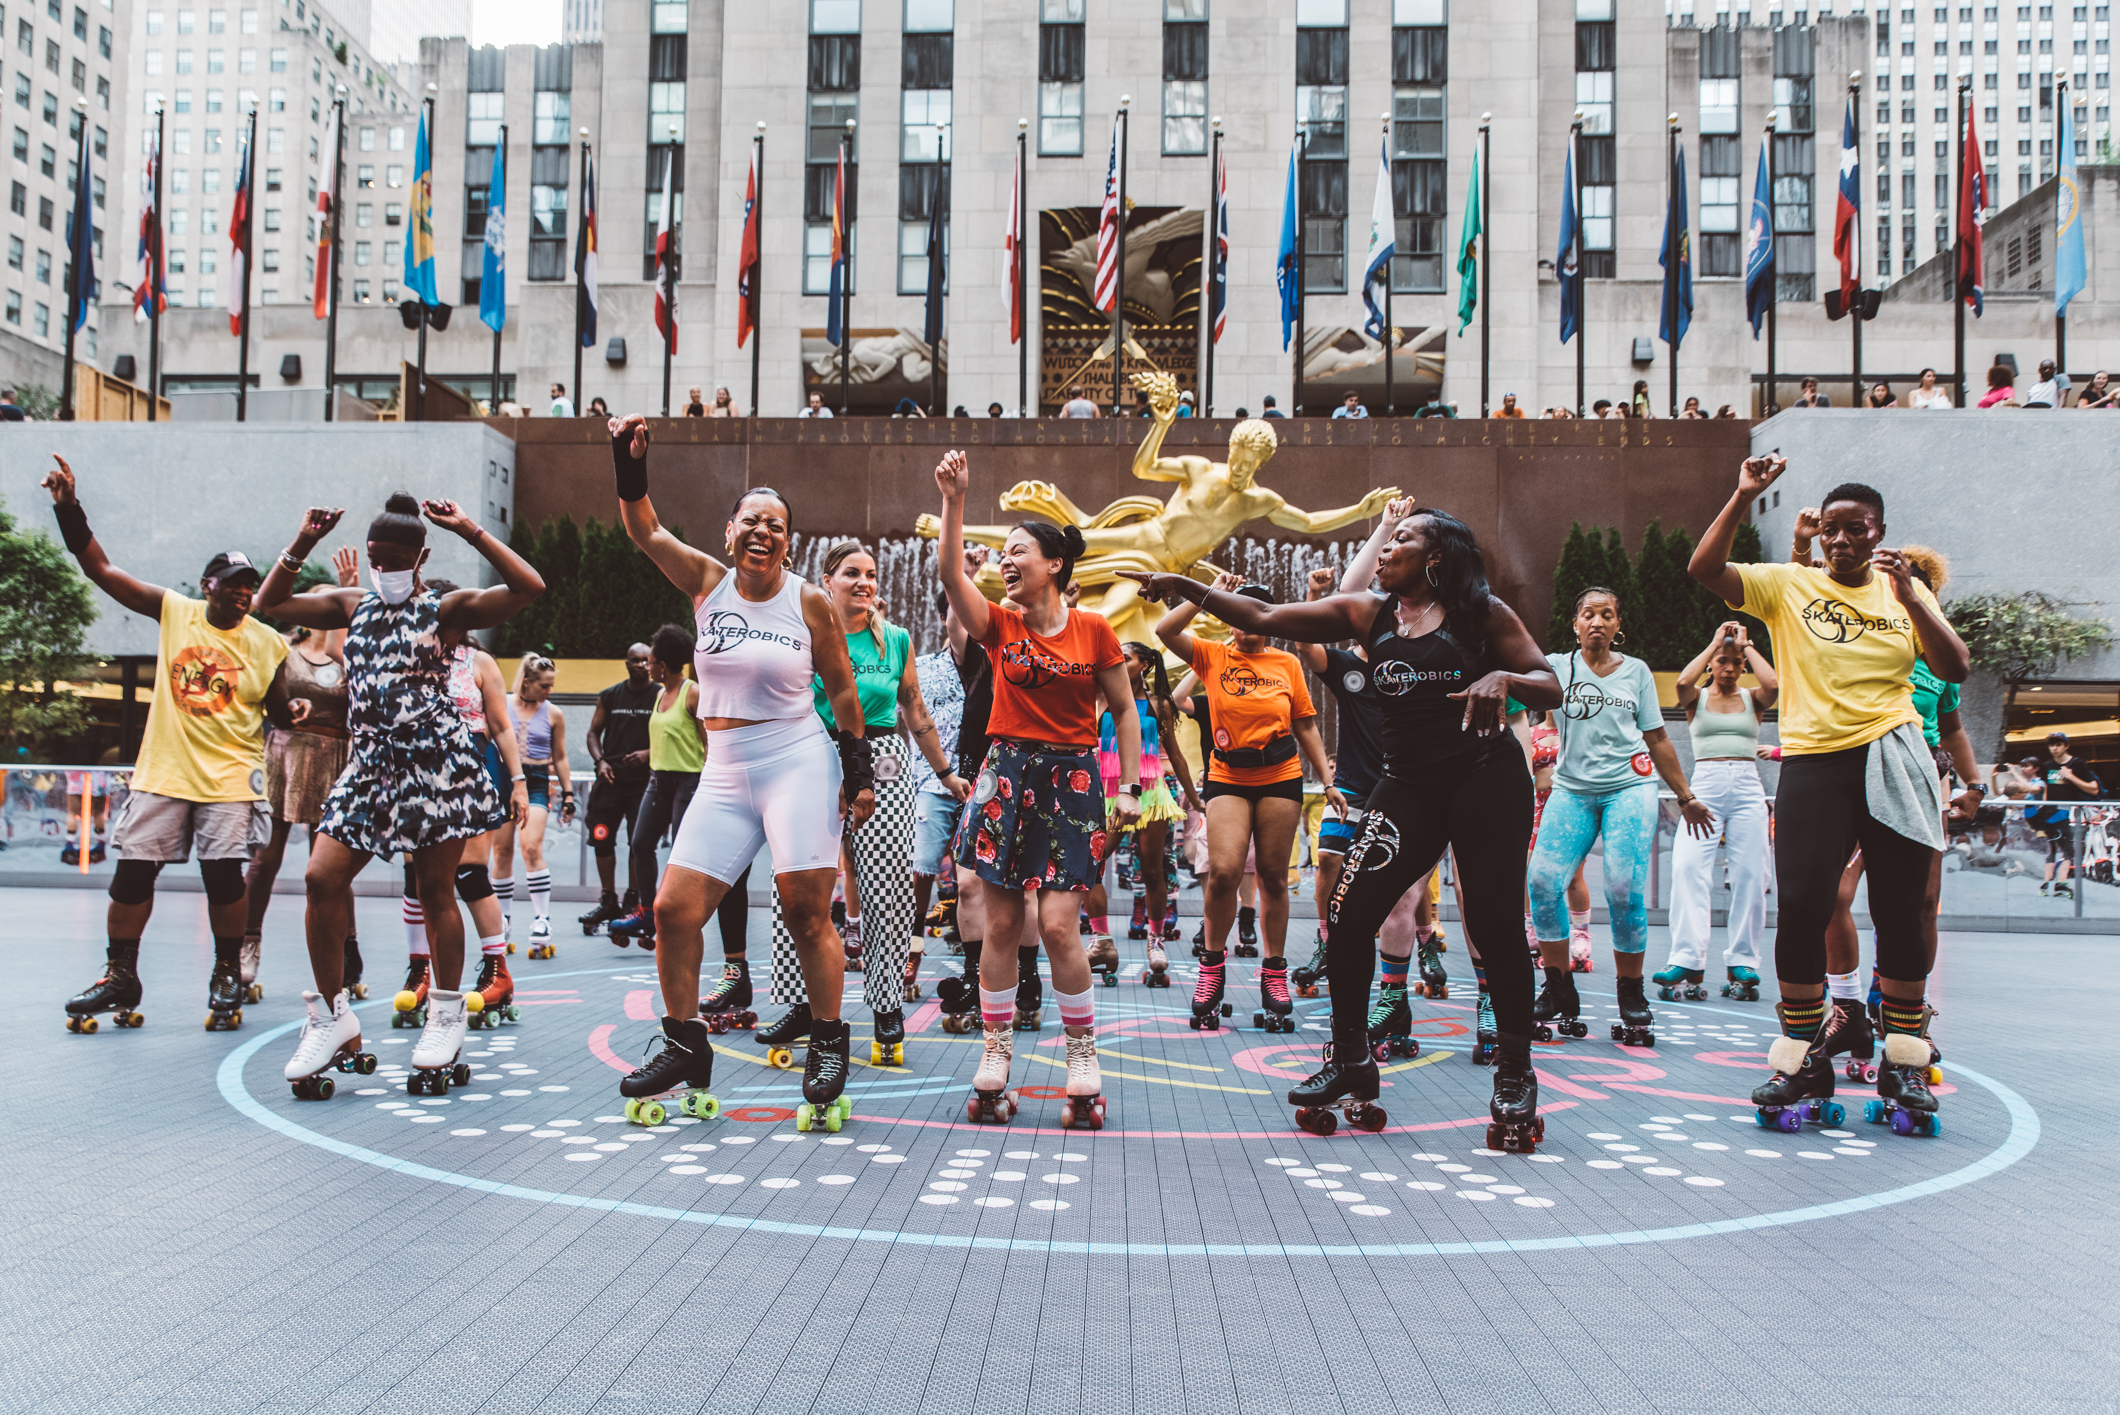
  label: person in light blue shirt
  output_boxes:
[1526,586,1715,1042]
[1330,391,1369,419]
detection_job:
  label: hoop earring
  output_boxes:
[1612,630,1627,647]
[1425,563,1440,588]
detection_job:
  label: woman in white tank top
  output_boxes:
[607,413,872,1133]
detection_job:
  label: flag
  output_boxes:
[1832,95,1860,304]
[2055,83,2085,320]
[825,143,847,346]
[651,147,676,353]
[1556,139,1581,345]
[1209,139,1228,343]
[574,147,598,345]
[67,114,97,332]
[736,150,759,348]
[1276,145,1299,351]
[312,102,338,318]
[1093,121,1120,313]
[1359,137,1396,343]
[921,173,946,357]
[1455,144,1481,335]
[479,138,506,334]
[1659,146,1693,351]
[403,105,437,305]
[1743,133,1774,338]
[224,117,251,333]
[133,135,166,325]
[1957,101,1985,316]
[1004,143,1021,344]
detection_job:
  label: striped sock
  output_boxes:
[402,895,428,957]
[979,985,1016,1028]
[1052,983,1095,1029]
[1777,997,1827,1043]
[527,870,552,924]
[480,932,507,957]
[1878,999,1928,1037]
[1380,953,1411,987]
[1826,970,1863,1001]
[493,877,514,931]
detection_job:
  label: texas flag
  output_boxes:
[1832,95,1860,304]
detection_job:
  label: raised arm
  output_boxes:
[1298,568,1336,674]
[1874,548,1972,683]
[1262,484,1401,536]
[933,450,993,644]
[1121,571,1376,647]
[1788,506,1822,566]
[256,507,364,629]
[610,415,724,605]
[1339,497,1413,593]
[423,499,546,632]
[1673,629,1724,714]
[323,547,359,658]
[41,455,173,619]
[1152,570,1241,664]
[1128,372,1192,483]
[1689,454,1786,606]
[1742,634,1779,711]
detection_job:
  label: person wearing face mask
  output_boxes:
[491,655,574,951]
[45,455,293,1037]
[254,493,545,1099]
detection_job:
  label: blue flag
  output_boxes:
[1743,134,1774,338]
[1275,145,1299,351]
[479,140,506,333]
[1359,137,1396,342]
[403,107,438,305]
[1659,146,1692,351]
[2056,84,2085,320]
[66,114,97,332]
[1556,141,1580,345]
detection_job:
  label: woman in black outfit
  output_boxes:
[1122,508,1561,1147]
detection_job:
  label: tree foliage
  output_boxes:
[1546,518,1770,669]
[0,504,97,758]
[493,514,693,660]
[1947,591,2113,684]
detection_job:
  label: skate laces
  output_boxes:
[1366,986,1402,1028]
[1066,1032,1097,1080]
[1192,962,1223,1005]
[1261,967,1291,1006]
[703,966,742,1005]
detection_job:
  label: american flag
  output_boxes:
[1210,140,1228,343]
[1093,123,1120,313]
[652,147,677,353]
[133,139,166,324]
[1832,95,1860,303]
[225,118,252,334]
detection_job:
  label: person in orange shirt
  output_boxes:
[1495,393,1527,419]
[1154,572,1342,1035]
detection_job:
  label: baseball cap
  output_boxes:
[2046,731,2071,745]
[202,550,263,586]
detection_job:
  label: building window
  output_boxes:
[641,155,680,280]
[1700,78,1739,133]
[1391,86,1443,158]
[652,0,689,32]
[534,90,569,144]
[532,183,567,237]
[466,92,502,147]
[465,175,488,239]
[898,212,947,294]
[1700,133,1741,276]
[1039,0,1084,155]
[902,88,950,162]
[648,82,685,143]
[808,5,861,292]
[1162,2,1207,156]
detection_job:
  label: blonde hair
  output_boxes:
[1900,545,1950,595]
[822,539,889,657]
[514,651,555,694]
[1227,418,1279,465]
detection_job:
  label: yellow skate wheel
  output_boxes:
[623,1098,642,1123]
[351,984,369,1000]
[889,1043,904,1066]
[767,1047,794,1070]
[870,1040,885,1065]
[393,990,419,1013]
[80,1017,97,1034]
[640,1100,666,1126]
[682,1091,720,1119]
[1928,1065,1944,1086]
[796,1104,814,1133]
[506,942,515,955]
[466,993,485,1015]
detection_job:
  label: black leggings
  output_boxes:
[632,769,750,954]
[1773,745,1937,987]
[1325,748,1536,1038]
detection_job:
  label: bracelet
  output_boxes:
[278,550,306,573]
[511,773,526,782]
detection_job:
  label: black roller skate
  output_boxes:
[1126,893,1149,941]
[1161,900,1180,942]
[1287,1023,1387,1136]
[1253,958,1298,1034]
[392,955,430,1029]
[936,941,981,1033]
[1864,1032,1942,1136]
[578,892,623,936]
[1487,1033,1546,1153]
[1189,958,1232,1030]
[65,961,144,1033]
[1652,963,1707,1002]
[756,1001,813,1070]
[797,1018,853,1132]
[1364,982,1417,1059]
[205,959,244,1032]
[871,1007,906,1066]
[1191,923,1207,961]
[1013,962,1044,1033]
[1608,974,1656,1047]
[343,931,367,1000]
[1752,1006,1845,1132]
[1235,905,1260,958]
[607,906,654,948]
[1825,997,1877,1082]
[1471,986,1498,1065]
[1720,965,1761,1002]
[1531,967,1589,1042]
[1292,932,1330,998]
[1414,936,1449,999]
[619,1015,721,1125]
[701,962,758,1033]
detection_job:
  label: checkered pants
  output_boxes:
[771,736,919,1009]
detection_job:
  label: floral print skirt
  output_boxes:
[953,739,1111,893]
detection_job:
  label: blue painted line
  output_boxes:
[220,975,2041,1260]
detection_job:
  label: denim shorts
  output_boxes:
[912,789,960,876]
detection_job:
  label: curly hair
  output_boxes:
[1227,418,1279,465]
[1899,544,1950,594]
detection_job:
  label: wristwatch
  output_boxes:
[1127,784,1144,798]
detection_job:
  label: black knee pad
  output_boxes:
[108,858,162,906]
[455,862,494,903]
[199,857,247,906]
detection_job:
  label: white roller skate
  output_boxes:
[965,1021,1016,1123]
[1060,1030,1106,1129]
[239,933,264,1003]
[409,987,471,1095]
[283,990,375,1100]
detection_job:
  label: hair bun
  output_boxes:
[1060,525,1087,557]
[383,491,421,515]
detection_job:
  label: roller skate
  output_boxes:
[577,893,623,936]
[1126,893,1149,941]
[529,916,554,955]
[1824,997,1877,1083]
[1568,918,1594,972]
[902,952,924,1003]
[1486,1033,1546,1153]
[871,1007,906,1066]
[1253,958,1298,1035]
[88,841,107,864]
[1363,982,1417,1059]
[1287,1023,1387,1136]
[524,931,557,961]
[1531,968,1588,1042]
[1085,933,1120,987]
[1058,1030,1106,1129]
[1414,936,1449,999]
[1161,901,1180,942]
[239,932,264,1003]
[757,1001,813,1070]
[407,988,472,1095]
[935,945,980,1033]
[620,1015,720,1125]
[1864,1033,1943,1137]
[60,840,81,866]
[922,889,956,941]
[842,917,864,972]
[700,962,758,1033]
[966,1021,1018,1124]
[1652,963,1707,1002]
[1235,906,1260,959]
[343,932,367,1000]
[392,956,430,1029]
[65,961,144,1033]
[1190,923,1207,961]
[1720,965,1761,1002]
[1189,958,1232,1030]
[1752,1003,1844,1131]
[205,960,244,1032]
[1471,987,1498,1065]
[1292,933,1330,998]
[1608,974,1656,1047]
[1142,938,1171,988]
[283,990,375,1100]
[1013,969,1044,1033]
[468,953,518,1030]
[794,1018,853,1132]
[606,906,654,948]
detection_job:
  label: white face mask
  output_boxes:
[370,568,418,605]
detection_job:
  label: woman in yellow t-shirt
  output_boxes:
[1690,457,1970,1138]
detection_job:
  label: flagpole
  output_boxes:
[2055,79,2067,383]
[60,98,89,421]
[148,104,166,421]
[573,131,589,414]
[1764,111,1778,416]
[751,122,764,420]
[323,89,345,420]
[236,104,258,422]
[1016,119,1028,417]
[1379,113,1394,418]
[1479,112,1491,418]
[1952,77,1967,411]
[838,118,853,416]
[1295,125,1308,416]
[1202,117,1219,417]
[1113,96,1129,415]
[1848,72,1863,409]
[492,121,506,415]
[927,130,944,417]
[1665,112,1680,419]
[1571,112,1584,417]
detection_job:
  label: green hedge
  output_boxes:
[1547,519,1769,671]
[491,515,694,661]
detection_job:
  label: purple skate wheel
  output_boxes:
[1889,1109,1914,1137]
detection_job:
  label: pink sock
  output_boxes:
[1053,984,1095,1029]
[979,985,1016,1028]
[1090,915,1110,935]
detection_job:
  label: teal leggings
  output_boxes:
[1528,783,1659,953]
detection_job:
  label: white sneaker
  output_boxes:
[284,990,361,1080]
[531,917,551,940]
[411,988,470,1069]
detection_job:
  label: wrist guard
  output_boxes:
[611,431,648,502]
[836,729,875,797]
[53,500,92,556]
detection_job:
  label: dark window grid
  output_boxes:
[811,33,861,90]
[1040,23,1084,83]
[1393,26,1446,84]
[1576,21,1615,70]
[804,161,859,223]
[1164,22,1206,81]
[651,33,687,83]
[899,161,948,221]
[1701,231,1741,276]
[1701,132,1741,178]
[1296,28,1348,86]
[903,32,952,89]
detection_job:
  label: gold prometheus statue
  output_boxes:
[917,371,1398,648]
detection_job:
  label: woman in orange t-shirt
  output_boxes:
[1154,571,1342,1036]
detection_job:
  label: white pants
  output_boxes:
[1666,758,1770,971]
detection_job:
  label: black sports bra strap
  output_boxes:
[1367,595,1399,651]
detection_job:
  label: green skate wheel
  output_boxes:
[640,1100,666,1126]
[505,1004,520,1022]
[833,1096,852,1120]
[824,1109,842,1133]
[624,1099,642,1123]
[796,1104,814,1133]
[681,1091,720,1119]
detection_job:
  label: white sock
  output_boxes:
[403,896,428,956]
[1826,969,1863,1001]
[480,932,507,957]
[493,877,514,930]
[1569,908,1592,931]
[527,871,551,923]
